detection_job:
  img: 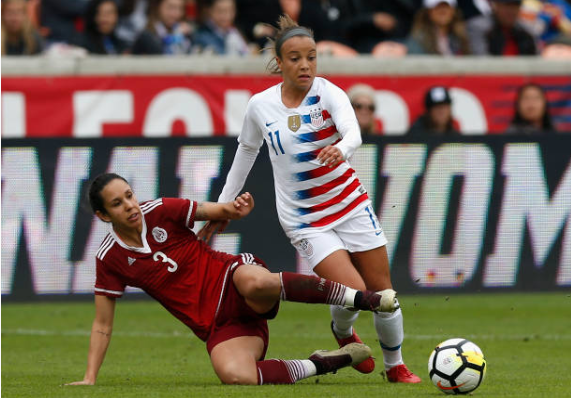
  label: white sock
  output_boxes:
[286,359,316,381]
[342,287,359,307]
[330,305,360,339]
[374,307,404,369]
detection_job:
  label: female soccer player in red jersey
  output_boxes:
[199,15,421,383]
[66,173,398,386]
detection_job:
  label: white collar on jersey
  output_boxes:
[109,214,152,254]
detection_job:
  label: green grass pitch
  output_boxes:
[2,292,570,397]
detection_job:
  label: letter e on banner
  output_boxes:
[73,91,133,137]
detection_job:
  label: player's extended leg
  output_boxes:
[351,245,421,383]
[313,250,375,374]
[232,264,398,313]
[210,335,372,385]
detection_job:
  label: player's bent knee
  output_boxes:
[216,365,258,385]
[254,273,278,293]
[240,274,279,298]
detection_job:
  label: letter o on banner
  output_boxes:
[143,88,214,137]
[450,88,487,135]
[374,90,409,135]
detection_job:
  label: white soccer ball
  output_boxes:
[428,338,487,395]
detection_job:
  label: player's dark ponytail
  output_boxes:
[89,173,128,214]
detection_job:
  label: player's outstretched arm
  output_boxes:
[197,192,254,242]
[197,219,229,243]
[66,295,116,385]
[195,192,254,222]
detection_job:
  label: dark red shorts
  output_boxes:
[206,255,279,359]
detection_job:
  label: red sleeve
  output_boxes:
[94,257,126,298]
[161,197,197,229]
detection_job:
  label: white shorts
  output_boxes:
[291,204,388,269]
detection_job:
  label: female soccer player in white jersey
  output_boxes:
[199,15,421,383]
[66,173,400,386]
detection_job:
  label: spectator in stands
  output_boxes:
[457,0,492,21]
[40,0,90,46]
[292,1,355,56]
[407,0,471,55]
[1,0,44,55]
[280,0,301,21]
[408,86,460,136]
[132,0,193,54]
[297,0,355,49]
[370,40,408,57]
[468,0,537,55]
[295,1,419,55]
[347,0,420,54]
[347,84,381,135]
[519,0,571,47]
[234,0,283,49]
[116,0,149,47]
[193,0,250,55]
[184,0,198,20]
[541,32,571,58]
[506,83,556,135]
[81,0,129,54]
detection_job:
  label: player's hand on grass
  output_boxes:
[198,220,230,243]
[65,379,94,386]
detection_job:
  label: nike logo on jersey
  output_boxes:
[128,257,136,266]
[265,121,277,127]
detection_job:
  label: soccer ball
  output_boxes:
[428,338,486,395]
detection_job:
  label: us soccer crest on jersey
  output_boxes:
[310,108,324,128]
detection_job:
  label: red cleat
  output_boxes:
[330,321,375,374]
[386,364,422,383]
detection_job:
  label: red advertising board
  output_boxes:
[2,74,570,137]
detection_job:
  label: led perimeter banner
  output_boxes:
[2,136,570,300]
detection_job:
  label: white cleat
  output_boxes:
[376,289,399,312]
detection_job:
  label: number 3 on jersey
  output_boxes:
[268,130,285,155]
[153,251,178,272]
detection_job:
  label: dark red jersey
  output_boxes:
[94,198,249,341]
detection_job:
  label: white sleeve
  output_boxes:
[218,98,264,202]
[218,142,260,202]
[326,81,362,160]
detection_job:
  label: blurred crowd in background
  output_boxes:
[2,0,571,58]
[2,0,568,135]
[348,83,562,135]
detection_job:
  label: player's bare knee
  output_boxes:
[217,366,258,385]
[234,265,279,298]
[244,273,278,297]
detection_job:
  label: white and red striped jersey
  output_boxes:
[220,77,370,240]
[94,197,253,341]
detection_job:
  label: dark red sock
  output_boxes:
[279,272,347,306]
[256,360,294,384]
